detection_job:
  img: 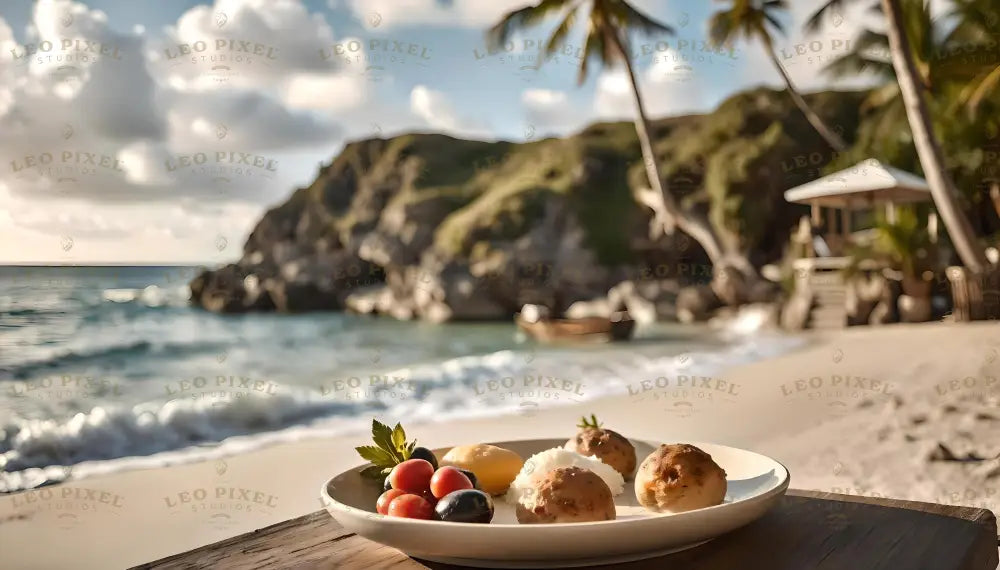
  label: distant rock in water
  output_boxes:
[189,88,864,321]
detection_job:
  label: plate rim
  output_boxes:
[321,438,790,529]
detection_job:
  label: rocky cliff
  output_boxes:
[190,87,866,322]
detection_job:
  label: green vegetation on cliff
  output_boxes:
[246,87,870,273]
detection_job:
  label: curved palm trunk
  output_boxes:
[607,31,755,278]
[881,0,987,272]
[765,43,847,153]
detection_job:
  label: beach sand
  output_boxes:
[2,322,998,569]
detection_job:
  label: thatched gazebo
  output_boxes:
[781,159,937,328]
[785,158,936,260]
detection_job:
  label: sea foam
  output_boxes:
[0,333,803,492]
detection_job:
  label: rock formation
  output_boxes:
[189,88,864,322]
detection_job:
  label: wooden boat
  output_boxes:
[515,311,635,343]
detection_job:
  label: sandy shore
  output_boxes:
[1,322,998,569]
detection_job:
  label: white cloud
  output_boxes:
[0,175,261,263]
[150,0,337,90]
[282,72,367,111]
[339,0,528,30]
[0,0,895,263]
[0,0,359,263]
[522,88,580,133]
[410,85,492,139]
[118,141,174,185]
[592,57,716,122]
[410,85,455,128]
[523,88,567,107]
[592,70,632,120]
[0,0,346,198]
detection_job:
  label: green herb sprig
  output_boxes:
[355,419,417,479]
[577,413,603,430]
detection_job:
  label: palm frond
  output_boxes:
[873,95,907,137]
[945,0,1000,44]
[847,208,935,279]
[598,20,619,63]
[966,64,1000,113]
[864,82,901,109]
[932,47,994,83]
[852,28,891,55]
[486,0,568,50]
[709,0,785,48]
[902,0,934,65]
[608,1,674,38]
[805,0,855,34]
[576,20,598,85]
[576,14,614,85]
[708,10,738,48]
[763,11,784,35]
[821,28,892,79]
[545,8,578,58]
[823,52,892,80]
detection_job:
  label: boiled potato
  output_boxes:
[440,444,523,496]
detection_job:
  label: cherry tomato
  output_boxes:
[430,467,473,499]
[388,459,435,493]
[387,494,435,520]
[376,489,408,515]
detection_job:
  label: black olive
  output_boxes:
[410,447,438,470]
[434,489,494,524]
[457,468,480,490]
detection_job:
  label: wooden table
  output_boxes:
[134,490,999,570]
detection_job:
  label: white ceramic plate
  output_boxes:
[321,438,789,568]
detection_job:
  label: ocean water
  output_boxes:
[0,265,801,492]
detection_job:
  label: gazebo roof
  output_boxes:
[784,158,932,209]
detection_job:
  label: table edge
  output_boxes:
[131,488,999,569]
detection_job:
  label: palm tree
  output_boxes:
[821,0,1000,224]
[945,0,1000,115]
[943,0,1000,223]
[819,1,933,126]
[878,0,988,272]
[487,0,757,297]
[708,0,847,152]
[808,0,988,272]
[818,1,935,167]
[821,0,996,130]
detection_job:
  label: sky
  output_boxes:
[0,0,914,264]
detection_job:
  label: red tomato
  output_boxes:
[387,494,434,520]
[430,466,473,499]
[376,489,408,515]
[388,459,435,493]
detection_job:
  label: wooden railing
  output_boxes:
[945,266,1000,321]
